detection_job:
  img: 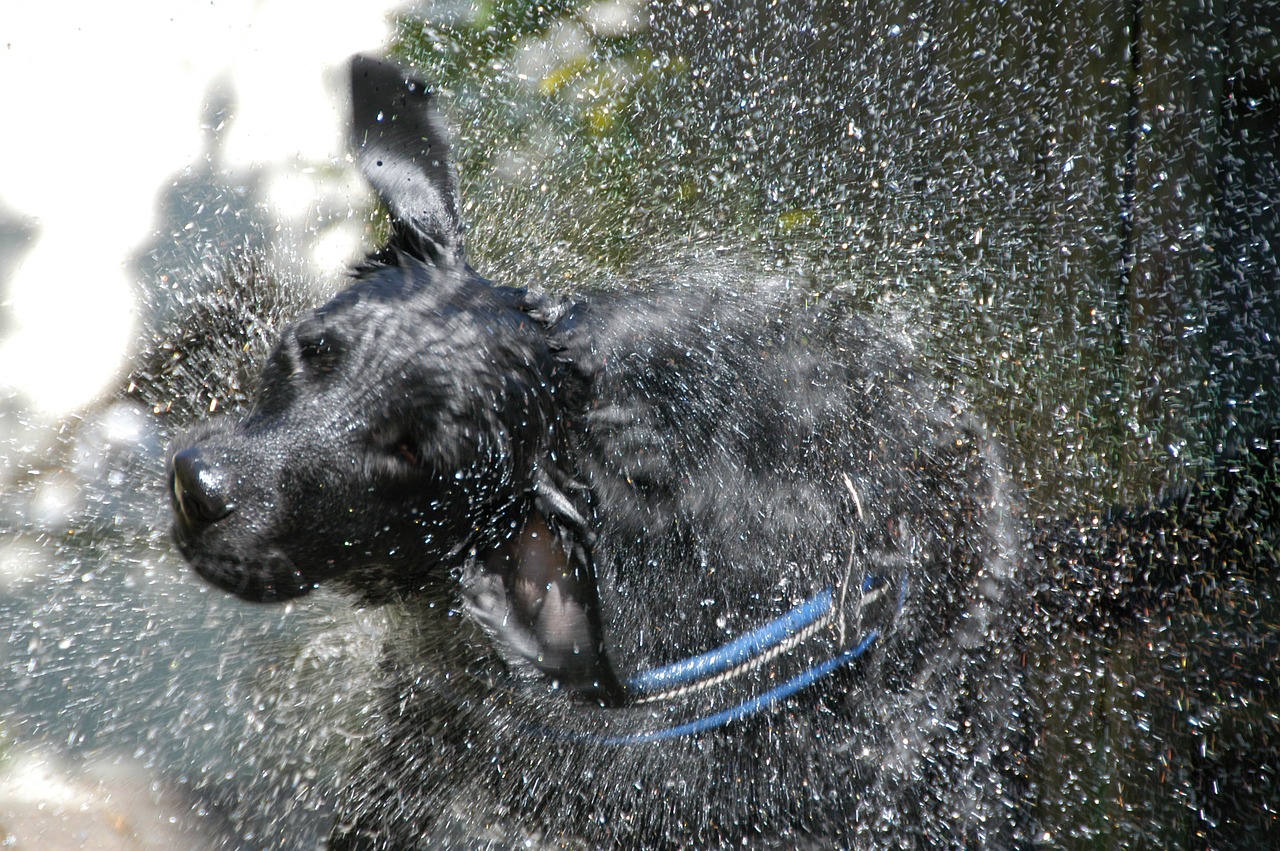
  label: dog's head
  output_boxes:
[167,57,555,603]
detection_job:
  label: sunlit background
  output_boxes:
[0,0,400,416]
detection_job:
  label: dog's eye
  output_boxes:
[375,429,423,471]
[394,440,420,467]
[295,332,342,374]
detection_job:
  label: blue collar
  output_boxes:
[590,574,907,745]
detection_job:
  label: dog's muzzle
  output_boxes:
[171,447,236,529]
[168,444,314,603]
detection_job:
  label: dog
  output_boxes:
[170,55,1276,849]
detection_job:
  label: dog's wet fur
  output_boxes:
[166,56,1274,849]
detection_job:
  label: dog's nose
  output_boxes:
[171,447,235,526]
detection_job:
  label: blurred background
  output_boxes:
[0,0,1276,847]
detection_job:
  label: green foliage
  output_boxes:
[390,1,697,281]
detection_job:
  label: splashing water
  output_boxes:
[1,0,1277,847]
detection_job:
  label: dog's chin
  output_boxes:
[179,537,315,603]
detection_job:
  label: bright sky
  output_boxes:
[0,1,401,415]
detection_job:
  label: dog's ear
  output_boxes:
[349,54,463,269]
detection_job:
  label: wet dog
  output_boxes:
[168,55,1036,849]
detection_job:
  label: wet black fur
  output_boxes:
[166,57,1277,849]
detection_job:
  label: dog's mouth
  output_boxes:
[176,534,315,603]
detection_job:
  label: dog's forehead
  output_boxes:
[303,272,482,339]
[273,269,540,390]
[343,257,512,306]
[316,271,442,318]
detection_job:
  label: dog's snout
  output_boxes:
[171,447,235,526]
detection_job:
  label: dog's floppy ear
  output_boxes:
[349,54,463,269]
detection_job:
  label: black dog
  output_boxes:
[168,55,1057,849]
